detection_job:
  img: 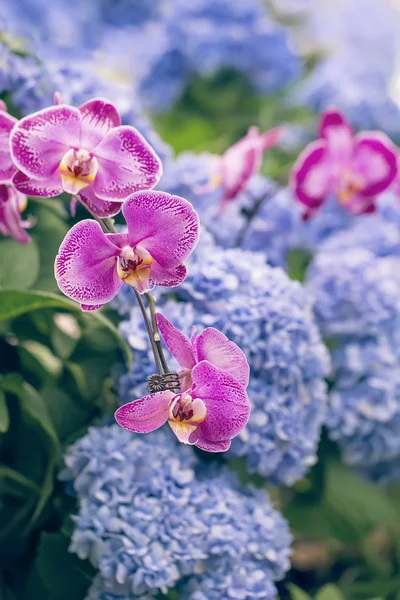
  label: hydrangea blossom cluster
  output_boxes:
[296,0,400,138]
[140,237,330,485]
[61,425,292,599]
[306,215,400,480]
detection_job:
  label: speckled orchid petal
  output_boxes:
[0,185,31,244]
[290,140,330,210]
[79,184,123,218]
[194,438,231,453]
[156,313,196,369]
[188,361,250,447]
[81,303,105,311]
[149,262,187,289]
[55,219,122,308]
[0,111,17,183]
[79,98,121,150]
[12,170,63,197]
[195,327,250,388]
[122,191,199,268]
[93,126,162,201]
[352,133,397,197]
[115,391,173,433]
[10,105,81,179]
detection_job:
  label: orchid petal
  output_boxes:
[55,219,121,306]
[290,140,330,209]
[93,126,162,201]
[79,184,123,218]
[0,111,17,183]
[194,438,231,453]
[149,262,187,289]
[79,98,121,150]
[12,170,63,197]
[81,303,105,311]
[260,127,283,151]
[190,361,250,443]
[169,420,199,444]
[123,191,199,267]
[0,185,31,244]
[115,391,173,433]
[195,327,250,388]
[156,313,196,369]
[10,105,81,179]
[353,133,397,196]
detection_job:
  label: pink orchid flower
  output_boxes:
[115,360,250,452]
[206,126,282,208]
[290,109,398,219]
[10,98,162,218]
[55,191,199,311]
[156,313,250,392]
[0,107,31,244]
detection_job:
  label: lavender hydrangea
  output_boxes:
[61,425,292,597]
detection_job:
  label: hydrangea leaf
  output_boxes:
[0,238,39,290]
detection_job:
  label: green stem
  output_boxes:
[146,293,170,373]
[134,289,163,375]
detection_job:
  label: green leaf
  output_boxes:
[35,532,95,600]
[0,238,39,290]
[0,389,9,433]
[31,205,69,292]
[0,289,132,369]
[287,583,313,600]
[41,387,93,442]
[316,584,345,600]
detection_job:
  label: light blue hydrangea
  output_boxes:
[157,238,330,485]
[86,575,156,600]
[306,220,400,480]
[168,0,302,94]
[61,425,292,597]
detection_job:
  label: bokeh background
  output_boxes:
[2,1,400,599]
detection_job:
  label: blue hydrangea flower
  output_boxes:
[168,0,302,94]
[160,238,330,485]
[86,575,156,600]
[61,425,292,597]
[306,221,400,480]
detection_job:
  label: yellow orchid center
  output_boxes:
[168,393,207,444]
[337,171,364,205]
[59,148,98,195]
[117,245,153,294]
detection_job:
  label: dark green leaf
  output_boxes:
[287,583,313,600]
[36,532,95,600]
[0,389,9,432]
[316,584,345,600]
[0,238,39,289]
[0,289,132,369]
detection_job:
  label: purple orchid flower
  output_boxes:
[290,109,398,219]
[10,98,162,218]
[55,191,199,310]
[201,126,282,209]
[115,360,250,452]
[156,313,250,392]
[0,107,31,244]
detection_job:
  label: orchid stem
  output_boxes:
[146,293,170,374]
[134,289,163,375]
[81,202,168,377]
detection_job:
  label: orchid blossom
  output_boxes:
[156,313,249,391]
[115,360,250,452]
[290,109,397,219]
[10,98,162,218]
[55,191,199,310]
[205,126,282,208]
[0,106,31,244]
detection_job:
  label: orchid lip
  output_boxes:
[169,393,207,424]
[59,148,98,195]
[117,244,153,293]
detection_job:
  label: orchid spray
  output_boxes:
[8,95,251,452]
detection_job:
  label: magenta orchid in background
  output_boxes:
[10,98,162,218]
[55,191,199,311]
[203,126,282,208]
[115,360,250,452]
[156,313,250,391]
[0,106,31,244]
[290,109,398,219]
